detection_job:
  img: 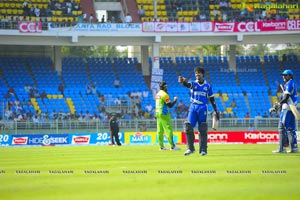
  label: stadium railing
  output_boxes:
[0,118,293,134]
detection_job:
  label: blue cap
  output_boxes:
[281,69,293,76]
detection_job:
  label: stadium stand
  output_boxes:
[136,0,300,22]
[1,0,299,29]
[0,54,299,121]
[0,0,84,29]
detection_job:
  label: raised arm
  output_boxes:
[178,76,191,88]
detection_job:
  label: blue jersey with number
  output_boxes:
[187,80,214,126]
[283,79,297,104]
[188,80,214,104]
[280,78,298,129]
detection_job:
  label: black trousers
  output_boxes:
[111,131,121,146]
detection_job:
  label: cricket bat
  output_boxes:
[280,84,300,120]
[212,112,219,130]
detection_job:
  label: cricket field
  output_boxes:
[1,144,300,200]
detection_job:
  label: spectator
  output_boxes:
[138,6,145,20]
[145,103,153,113]
[121,96,127,106]
[245,112,250,118]
[91,82,97,94]
[101,15,105,23]
[114,97,121,105]
[171,0,177,11]
[40,90,47,103]
[176,0,183,11]
[139,123,147,131]
[0,117,5,130]
[89,14,94,23]
[23,1,29,16]
[199,13,207,21]
[83,12,87,22]
[34,7,40,17]
[142,90,149,98]
[114,79,120,88]
[58,84,65,96]
[125,13,132,23]
[230,99,237,108]
[248,123,255,131]
[8,87,16,97]
[219,0,228,12]
[86,83,92,95]
[111,16,116,23]
[262,112,268,118]
[74,3,80,10]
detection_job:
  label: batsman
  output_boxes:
[178,67,219,156]
[269,69,299,153]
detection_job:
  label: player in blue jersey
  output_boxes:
[270,69,298,153]
[178,67,219,156]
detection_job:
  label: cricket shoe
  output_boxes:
[272,149,287,153]
[200,151,207,156]
[184,149,195,156]
[160,147,168,151]
[287,148,299,153]
[170,146,181,151]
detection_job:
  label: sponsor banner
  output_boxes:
[11,134,69,146]
[72,23,142,31]
[214,22,235,32]
[200,22,213,32]
[166,22,178,32]
[90,132,124,145]
[258,20,287,31]
[142,22,155,32]
[181,131,279,144]
[143,22,214,32]
[155,132,182,144]
[287,20,300,31]
[11,135,29,145]
[19,22,42,33]
[143,20,294,33]
[125,132,156,145]
[70,134,91,145]
[234,21,261,32]
[0,134,11,146]
[154,22,167,32]
[178,22,190,32]
[215,20,288,32]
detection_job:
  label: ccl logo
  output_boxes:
[237,22,261,32]
[19,22,42,33]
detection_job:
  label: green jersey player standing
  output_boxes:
[155,81,180,151]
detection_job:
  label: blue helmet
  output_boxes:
[281,69,293,76]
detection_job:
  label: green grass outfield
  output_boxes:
[1,144,300,200]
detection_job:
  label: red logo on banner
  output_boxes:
[12,137,28,145]
[182,131,279,144]
[19,22,42,33]
[214,22,234,32]
[72,136,90,144]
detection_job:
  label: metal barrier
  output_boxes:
[0,118,294,134]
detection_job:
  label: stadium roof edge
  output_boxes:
[0,28,300,46]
